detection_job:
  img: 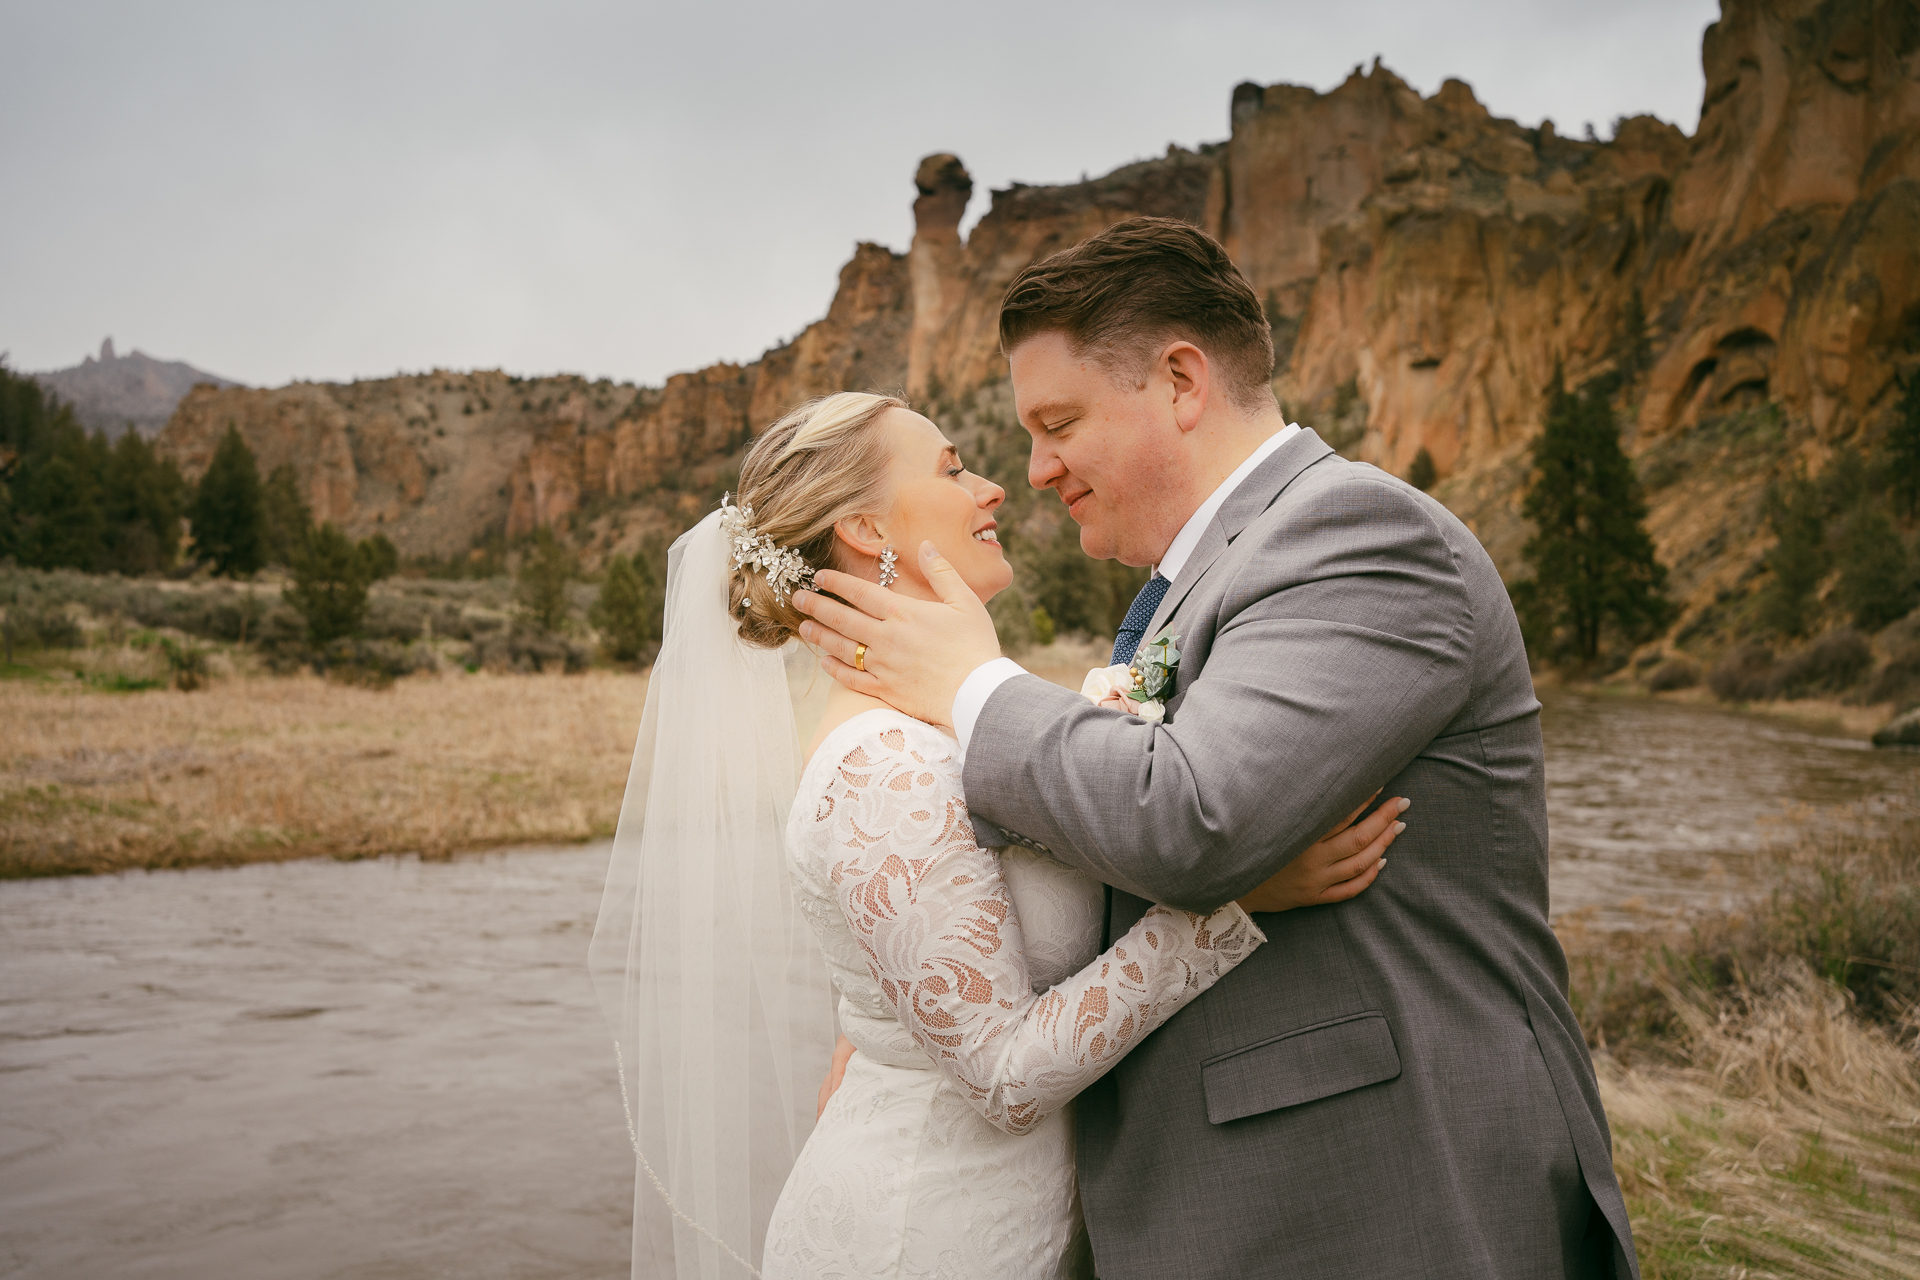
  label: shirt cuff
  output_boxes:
[953,657,1028,755]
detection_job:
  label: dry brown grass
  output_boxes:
[2,669,646,876]
[1601,970,1920,1278]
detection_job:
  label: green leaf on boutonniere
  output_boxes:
[1128,630,1180,705]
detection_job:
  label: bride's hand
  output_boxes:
[817,1034,856,1119]
[1235,794,1409,914]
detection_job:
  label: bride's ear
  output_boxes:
[831,514,887,564]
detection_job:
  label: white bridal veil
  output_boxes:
[589,510,837,1280]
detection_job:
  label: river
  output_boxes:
[2,691,1913,1279]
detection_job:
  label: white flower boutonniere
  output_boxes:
[1127,630,1180,721]
[1080,630,1181,723]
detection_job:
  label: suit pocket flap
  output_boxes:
[1201,1011,1401,1124]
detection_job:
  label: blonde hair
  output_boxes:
[728,392,906,649]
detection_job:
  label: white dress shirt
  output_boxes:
[953,423,1300,753]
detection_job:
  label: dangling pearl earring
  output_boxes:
[877,546,899,588]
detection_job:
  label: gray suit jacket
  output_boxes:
[965,430,1639,1280]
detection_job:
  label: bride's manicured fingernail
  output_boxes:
[1392,821,1406,835]
[1397,797,1412,813]
[799,622,814,642]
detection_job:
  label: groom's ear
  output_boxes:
[1162,341,1210,434]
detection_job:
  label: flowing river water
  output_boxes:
[2,691,1914,1279]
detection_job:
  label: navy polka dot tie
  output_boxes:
[1111,574,1171,667]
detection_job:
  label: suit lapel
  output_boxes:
[1140,428,1336,640]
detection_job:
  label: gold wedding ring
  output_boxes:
[853,643,868,673]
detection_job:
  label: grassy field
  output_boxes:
[2,668,646,877]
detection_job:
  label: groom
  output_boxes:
[795,217,1638,1279]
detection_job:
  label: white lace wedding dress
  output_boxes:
[761,709,1263,1280]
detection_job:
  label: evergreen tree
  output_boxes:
[0,363,108,570]
[1612,288,1651,383]
[357,532,398,582]
[1760,474,1826,638]
[1406,447,1438,492]
[260,463,313,566]
[1018,518,1149,638]
[1835,501,1913,631]
[590,549,663,664]
[1889,375,1920,519]
[285,523,373,644]
[1511,369,1673,661]
[515,527,576,632]
[188,426,265,576]
[19,433,106,570]
[101,431,188,575]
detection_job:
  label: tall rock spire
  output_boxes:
[907,154,972,400]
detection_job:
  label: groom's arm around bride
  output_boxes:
[798,217,1639,1279]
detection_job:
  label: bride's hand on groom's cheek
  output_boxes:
[795,542,1001,729]
[1234,794,1410,914]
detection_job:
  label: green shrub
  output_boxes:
[158,637,209,691]
[279,526,401,647]
[1707,643,1776,702]
[1645,657,1699,692]
[1771,628,1873,698]
[590,551,662,664]
[260,463,313,567]
[514,528,576,633]
[1406,447,1438,492]
[1834,501,1913,631]
[469,619,590,673]
[1759,473,1825,638]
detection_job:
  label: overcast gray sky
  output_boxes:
[4,0,1720,389]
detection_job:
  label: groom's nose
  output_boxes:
[1028,443,1065,491]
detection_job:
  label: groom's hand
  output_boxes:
[794,541,1001,730]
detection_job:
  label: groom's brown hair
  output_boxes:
[997,217,1276,411]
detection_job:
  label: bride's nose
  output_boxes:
[965,473,1005,511]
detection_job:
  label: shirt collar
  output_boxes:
[1154,423,1300,582]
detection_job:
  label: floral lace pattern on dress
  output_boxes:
[815,719,1262,1136]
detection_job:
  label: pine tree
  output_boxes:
[1406,447,1438,492]
[286,523,372,644]
[0,363,107,570]
[101,430,188,575]
[515,527,576,633]
[1888,375,1920,519]
[1019,517,1149,639]
[1760,474,1826,638]
[357,532,398,582]
[1835,500,1913,631]
[1612,288,1651,383]
[1511,369,1673,661]
[590,550,662,664]
[188,426,265,576]
[260,464,313,566]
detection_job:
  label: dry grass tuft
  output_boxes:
[1601,969,1920,1278]
[2,670,646,876]
[1562,809,1920,1278]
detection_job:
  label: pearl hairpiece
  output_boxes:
[719,494,817,607]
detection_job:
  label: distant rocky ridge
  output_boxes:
[157,0,1920,652]
[34,339,242,439]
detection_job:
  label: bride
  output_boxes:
[591,392,1402,1280]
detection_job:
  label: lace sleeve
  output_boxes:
[813,719,1264,1135]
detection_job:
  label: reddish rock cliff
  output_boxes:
[158,0,1919,647]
